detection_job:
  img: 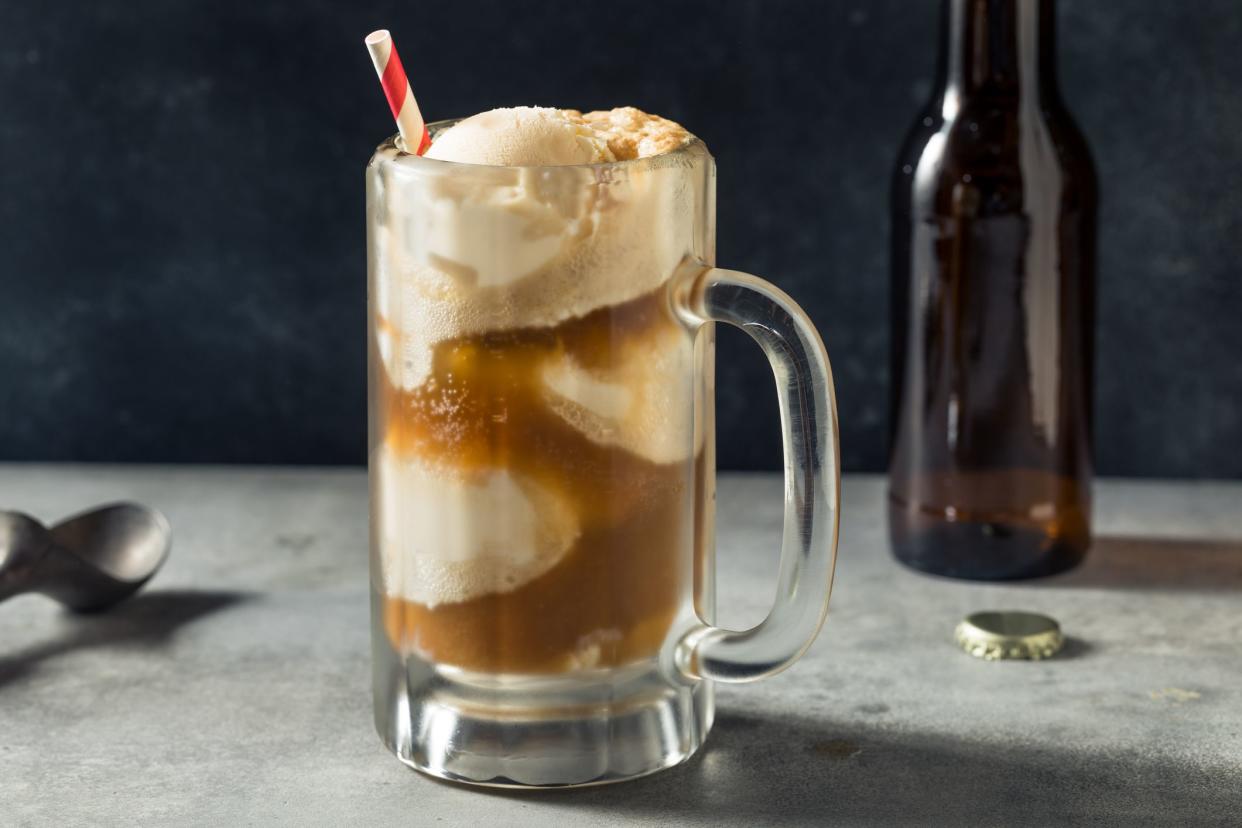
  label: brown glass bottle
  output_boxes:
[889,0,1095,580]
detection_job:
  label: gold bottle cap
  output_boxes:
[955,611,1063,661]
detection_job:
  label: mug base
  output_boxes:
[374,649,714,788]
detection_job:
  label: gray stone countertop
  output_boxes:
[3,466,1241,826]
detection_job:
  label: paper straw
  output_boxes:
[364,30,431,155]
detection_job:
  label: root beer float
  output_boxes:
[367,105,712,673]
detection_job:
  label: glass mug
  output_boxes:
[367,123,840,788]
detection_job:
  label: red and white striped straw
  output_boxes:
[364,30,431,155]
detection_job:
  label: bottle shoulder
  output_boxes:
[893,94,1096,218]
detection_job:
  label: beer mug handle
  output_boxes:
[674,264,841,683]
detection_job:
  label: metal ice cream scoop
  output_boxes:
[0,503,170,611]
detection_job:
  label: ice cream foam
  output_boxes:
[569,107,693,162]
[375,445,580,607]
[371,133,709,391]
[541,317,695,465]
[424,107,615,166]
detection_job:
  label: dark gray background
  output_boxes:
[1,1,1239,476]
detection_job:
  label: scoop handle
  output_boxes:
[0,511,54,604]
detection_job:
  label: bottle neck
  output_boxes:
[937,0,1057,104]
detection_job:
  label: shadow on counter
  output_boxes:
[1045,535,1242,591]
[470,707,1241,825]
[0,588,252,689]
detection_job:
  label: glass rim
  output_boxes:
[373,117,709,174]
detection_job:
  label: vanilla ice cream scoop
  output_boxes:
[425,107,615,166]
[541,318,697,465]
[375,447,580,607]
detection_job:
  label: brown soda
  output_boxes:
[375,287,698,672]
